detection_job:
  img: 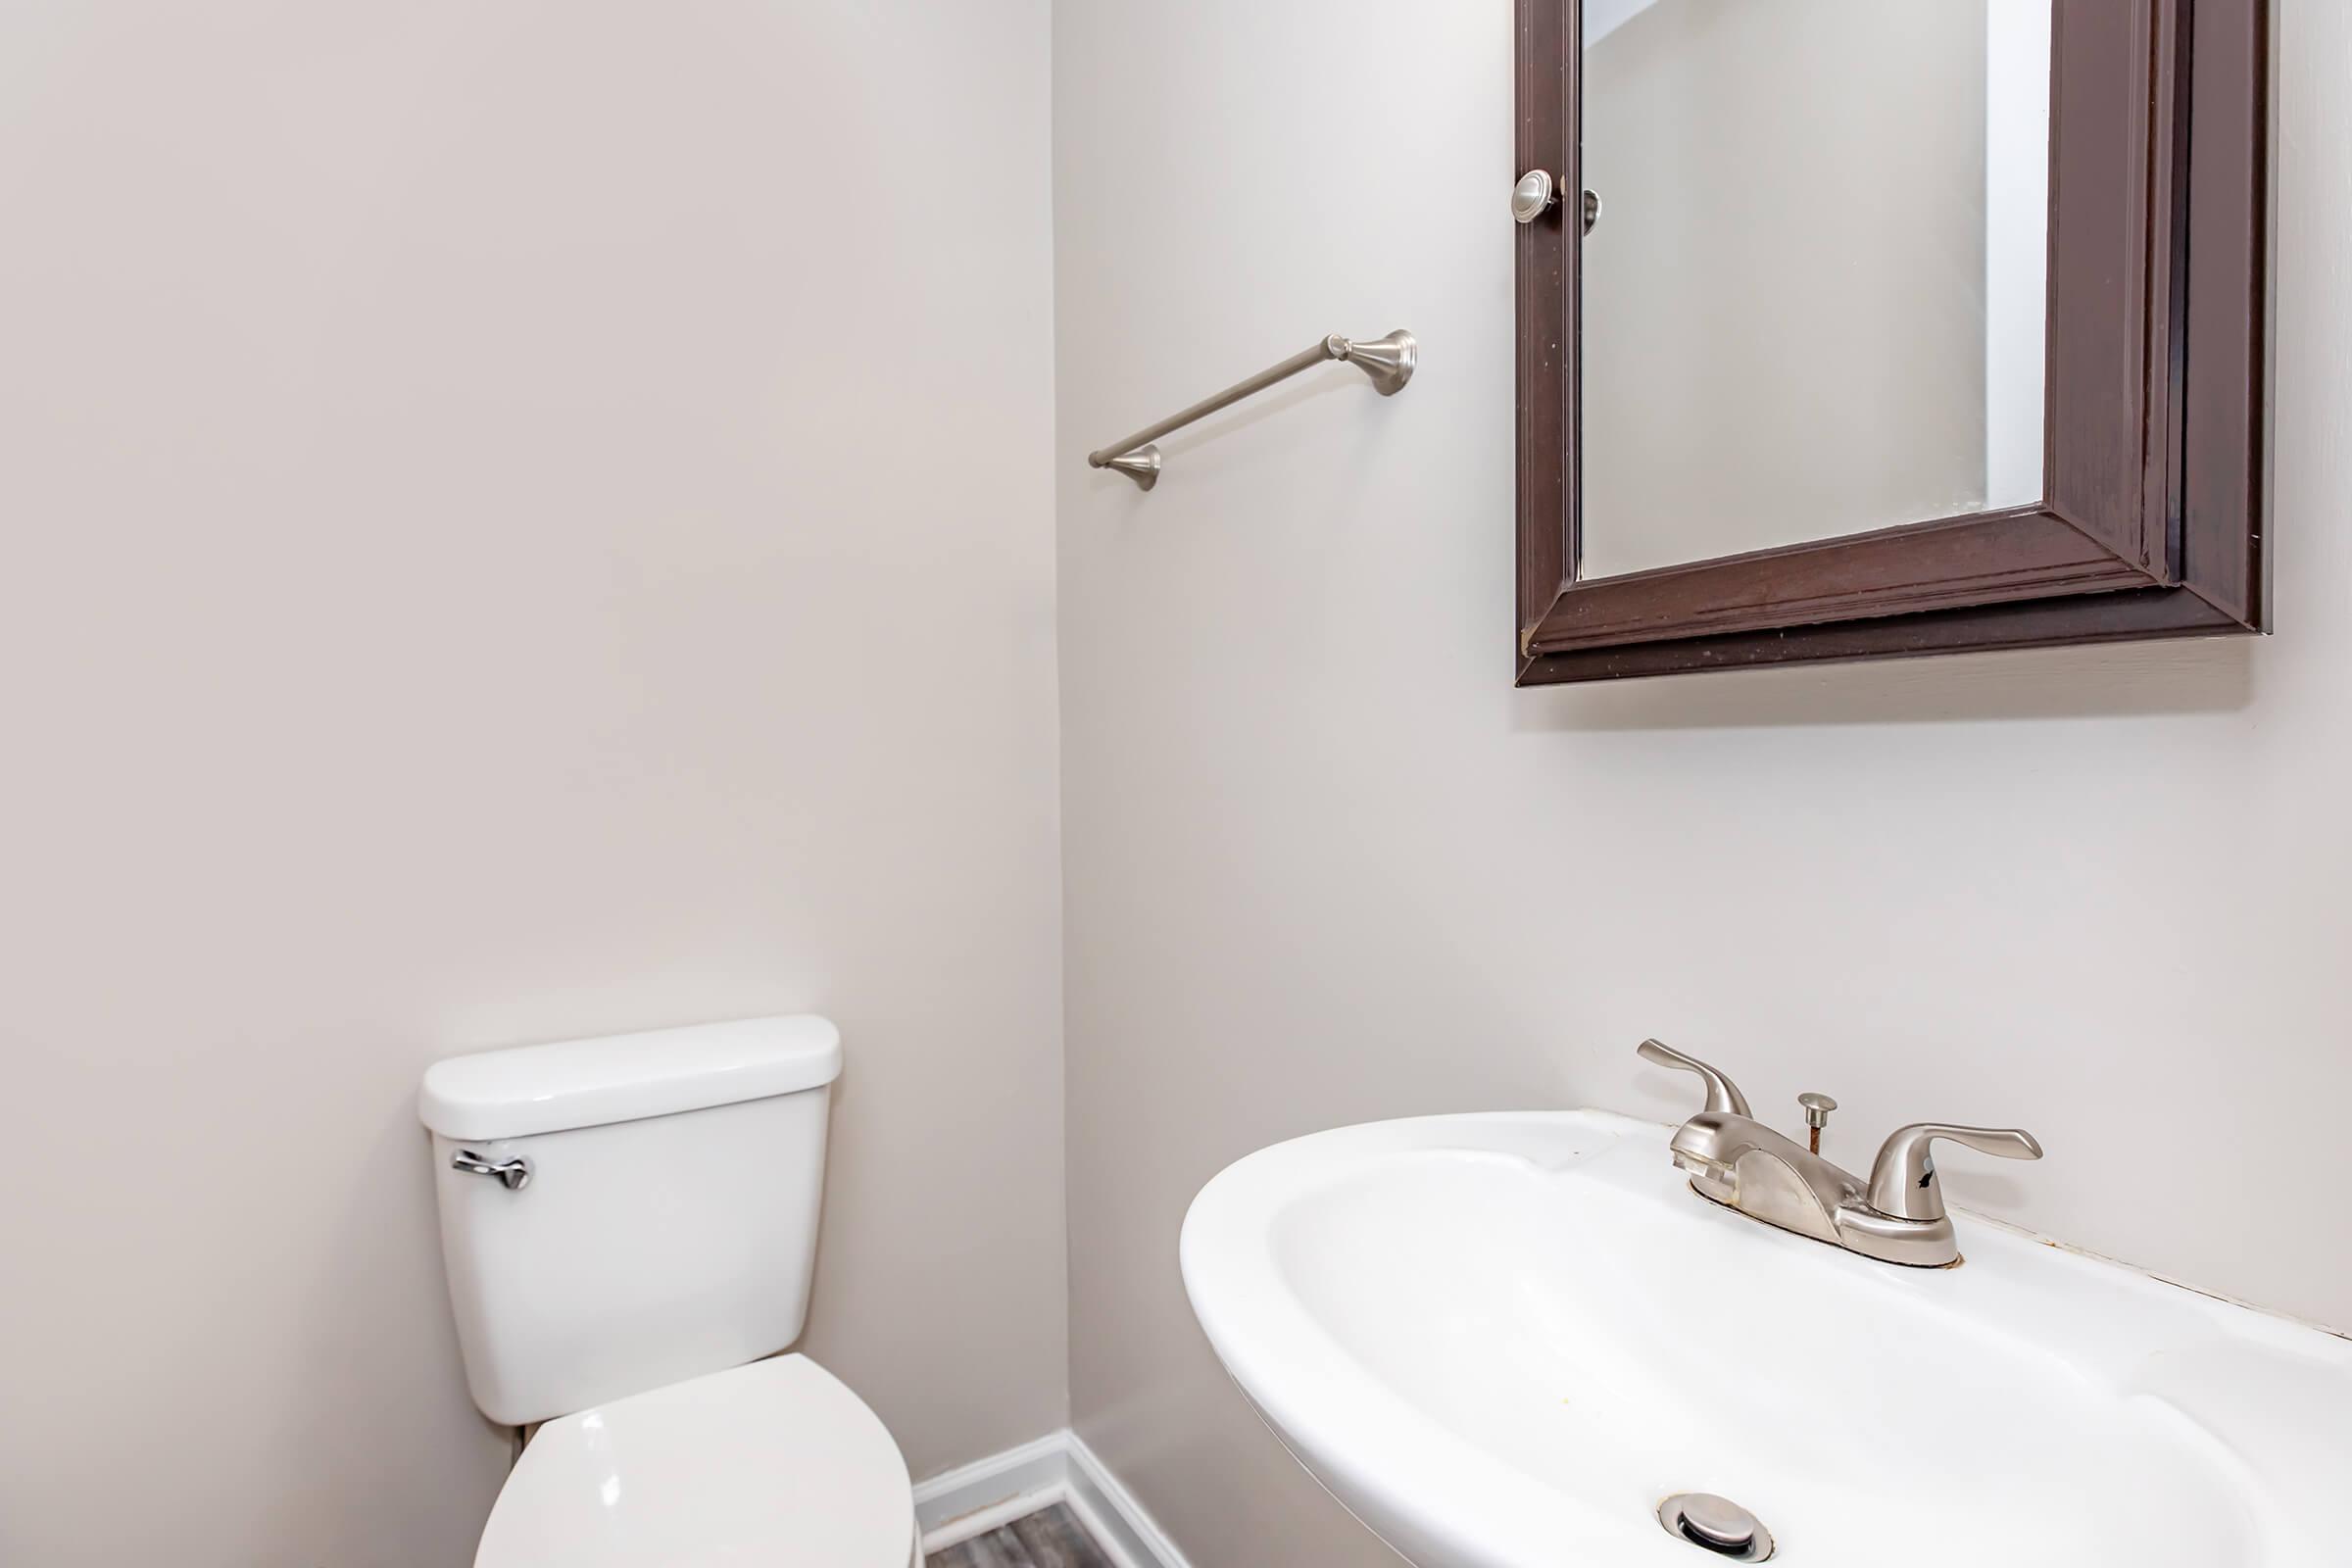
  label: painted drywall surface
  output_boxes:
[1581,0,1993,577]
[1054,3,2349,1565]
[0,3,1061,1563]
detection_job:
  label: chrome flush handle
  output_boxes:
[451,1150,533,1192]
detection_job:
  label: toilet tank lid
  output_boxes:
[418,1015,842,1141]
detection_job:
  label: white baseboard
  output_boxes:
[913,1429,1191,1568]
[911,1432,1069,1550]
[1062,1432,1193,1568]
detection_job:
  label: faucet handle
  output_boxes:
[1635,1039,1752,1119]
[1866,1123,2043,1223]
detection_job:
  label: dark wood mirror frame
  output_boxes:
[1515,0,2272,684]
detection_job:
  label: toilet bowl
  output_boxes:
[419,1016,918,1566]
[475,1355,918,1568]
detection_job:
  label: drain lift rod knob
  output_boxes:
[1797,1092,1838,1155]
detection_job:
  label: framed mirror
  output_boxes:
[1514,0,2272,684]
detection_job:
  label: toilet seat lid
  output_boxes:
[475,1354,914,1568]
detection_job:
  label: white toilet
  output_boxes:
[417,1015,921,1567]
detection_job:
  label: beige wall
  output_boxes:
[0,3,1062,1564]
[1054,4,2347,1566]
[1581,0,1991,577]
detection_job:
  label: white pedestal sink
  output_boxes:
[1180,1111,2352,1566]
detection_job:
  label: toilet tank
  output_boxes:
[418,1015,844,1427]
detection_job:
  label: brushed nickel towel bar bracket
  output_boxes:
[1086,329,1417,492]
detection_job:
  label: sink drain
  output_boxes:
[1657,1494,1774,1561]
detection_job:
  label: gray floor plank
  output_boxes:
[927,1502,1114,1568]
[1007,1505,1111,1568]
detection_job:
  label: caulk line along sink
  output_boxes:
[1180,1111,2352,1567]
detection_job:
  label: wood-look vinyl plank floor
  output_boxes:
[925,1501,1115,1568]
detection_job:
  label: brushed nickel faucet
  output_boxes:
[1637,1039,2042,1268]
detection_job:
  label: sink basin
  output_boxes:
[1180,1111,2352,1566]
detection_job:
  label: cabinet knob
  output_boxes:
[1511,170,1556,223]
[1511,172,1601,235]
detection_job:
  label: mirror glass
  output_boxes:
[1577,0,2051,581]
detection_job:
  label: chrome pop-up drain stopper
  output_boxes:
[1658,1494,1774,1560]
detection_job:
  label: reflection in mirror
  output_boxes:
[1578,0,2051,581]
